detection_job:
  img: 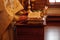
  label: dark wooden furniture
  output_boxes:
[15,23,44,40]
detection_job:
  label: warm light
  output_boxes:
[49,0,60,2]
[49,0,55,2]
[45,6,48,10]
[56,0,60,2]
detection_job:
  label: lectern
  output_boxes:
[15,10,44,40]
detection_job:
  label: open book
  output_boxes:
[28,11,42,19]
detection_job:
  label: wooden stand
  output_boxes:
[15,23,44,40]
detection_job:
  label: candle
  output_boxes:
[28,0,30,5]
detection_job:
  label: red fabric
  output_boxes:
[19,16,27,21]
